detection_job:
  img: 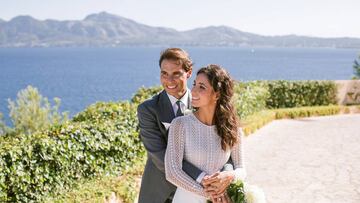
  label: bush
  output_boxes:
[6,85,68,136]
[0,113,8,136]
[234,81,270,119]
[0,101,144,202]
[266,80,337,109]
[131,86,163,104]
[43,158,145,203]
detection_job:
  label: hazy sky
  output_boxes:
[1,0,359,38]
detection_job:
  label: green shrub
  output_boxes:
[0,113,8,136]
[131,86,163,104]
[0,101,144,202]
[5,85,68,136]
[72,102,136,124]
[266,80,337,109]
[234,81,270,119]
[43,158,145,203]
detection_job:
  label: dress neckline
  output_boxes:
[190,113,216,128]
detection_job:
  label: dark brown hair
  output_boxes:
[159,48,193,72]
[197,64,239,150]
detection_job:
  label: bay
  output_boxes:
[0,47,358,125]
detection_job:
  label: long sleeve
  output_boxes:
[230,128,247,181]
[137,103,167,173]
[165,118,207,197]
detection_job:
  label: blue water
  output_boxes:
[0,47,359,125]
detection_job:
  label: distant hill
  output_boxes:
[0,12,359,48]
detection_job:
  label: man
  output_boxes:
[137,48,233,203]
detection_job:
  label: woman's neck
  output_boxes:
[194,106,216,126]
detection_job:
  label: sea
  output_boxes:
[0,46,359,125]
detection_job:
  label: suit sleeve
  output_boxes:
[137,103,167,173]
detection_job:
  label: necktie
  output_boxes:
[176,100,184,117]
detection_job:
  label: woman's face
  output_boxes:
[191,73,218,108]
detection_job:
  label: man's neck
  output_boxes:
[174,89,187,100]
[167,89,188,101]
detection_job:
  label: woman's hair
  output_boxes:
[159,48,193,72]
[197,64,239,150]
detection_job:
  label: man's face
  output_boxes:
[160,59,192,99]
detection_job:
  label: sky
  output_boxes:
[0,0,359,38]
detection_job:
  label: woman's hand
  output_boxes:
[209,192,231,203]
[202,171,234,196]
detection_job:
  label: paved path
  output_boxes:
[244,114,360,203]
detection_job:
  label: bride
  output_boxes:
[165,64,246,203]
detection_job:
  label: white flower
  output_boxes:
[183,109,193,115]
[244,183,266,203]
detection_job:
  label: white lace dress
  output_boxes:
[165,114,246,203]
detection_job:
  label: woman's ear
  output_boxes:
[186,69,192,78]
[215,91,220,100]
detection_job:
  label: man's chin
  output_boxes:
[165,88,186,98]
[165,89,178,96]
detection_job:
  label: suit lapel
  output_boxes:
[158,90,175,124]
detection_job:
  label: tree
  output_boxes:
[0,113,8,136]
[354,55,360,79]
[7,85,68,135]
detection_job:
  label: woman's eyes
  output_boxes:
[193,83,206,90]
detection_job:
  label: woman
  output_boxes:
[165,64,246,203]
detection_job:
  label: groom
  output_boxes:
[137,48,233,203]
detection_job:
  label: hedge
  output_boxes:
[234,81,269,119]
[266,80,337,109]
[0,102,144,202]
[43,157,145,203]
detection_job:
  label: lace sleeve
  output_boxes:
[230,128,247,181]
[165,118,207,197]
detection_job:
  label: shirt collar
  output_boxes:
[167,89,189,108]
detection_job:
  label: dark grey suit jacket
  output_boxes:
[137,90,202,203]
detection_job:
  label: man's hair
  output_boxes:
[159,48,193,72]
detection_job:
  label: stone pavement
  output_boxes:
[244,114,360,203]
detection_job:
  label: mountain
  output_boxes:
[0,12,359,48]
